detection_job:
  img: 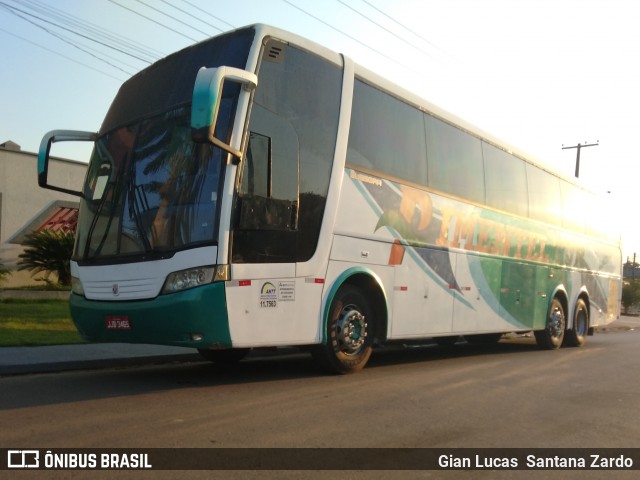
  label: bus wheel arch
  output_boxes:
[342,272,388,346]
[535,290,568,350]
[313,270,388,373]
[564,295,590,347]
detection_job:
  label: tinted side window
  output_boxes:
[347,80,427,186]
[425,115,485,203]
[483,142,528,217]
[237,110,299,233]
[526,164,561,225]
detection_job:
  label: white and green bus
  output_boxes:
[38,24,621,373]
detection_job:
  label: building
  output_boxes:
[0,140,86,287]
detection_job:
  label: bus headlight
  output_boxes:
[71,276,85,296]
[161,266,215,294]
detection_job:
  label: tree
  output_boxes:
[621,280,640,315]
[0,260,10,285]
[17,230,75,286]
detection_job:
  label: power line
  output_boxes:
[281,0,413,72]
[15,0,162,63]
[361,0,446,54]
[12,0,144,71]
[158,0,224,34]
[0,0,152,65]
[53,30,141,73]
[0,26,125,82]
[134,0,209,38]
[108,0,198,42]
[336,0,441,63]
[179,0,235,30]
[0,2,135,75]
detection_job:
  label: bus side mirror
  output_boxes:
[38,130,97,197]
[191,66,258,158]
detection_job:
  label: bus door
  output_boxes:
[227,104,302,347]
[232,105,299,267]
[225,39,342,347]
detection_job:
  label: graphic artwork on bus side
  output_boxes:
[350,170,618,326]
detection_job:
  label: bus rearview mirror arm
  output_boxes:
[190,66,258,159]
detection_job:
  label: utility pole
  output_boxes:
[562,141,599,178]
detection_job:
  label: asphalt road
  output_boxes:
[2,328,640,480]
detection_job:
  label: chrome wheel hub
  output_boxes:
[549,307,565,338]
[336,305,368,354]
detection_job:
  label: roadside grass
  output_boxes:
[0,299,84,346]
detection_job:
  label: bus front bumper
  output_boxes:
[69,282,232,349]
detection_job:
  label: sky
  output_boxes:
[1,0,639,259]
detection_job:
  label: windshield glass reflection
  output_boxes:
[76,107,223,262]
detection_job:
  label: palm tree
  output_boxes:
[17,230,75,286]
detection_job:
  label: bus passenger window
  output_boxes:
[425,115,484,203]
[483,142,528,217]
[347,80,427,186]
[526,164,561,225]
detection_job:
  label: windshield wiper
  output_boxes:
[83,140,124,260]
[83,177,120,260]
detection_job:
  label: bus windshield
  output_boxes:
[75,106,224,263]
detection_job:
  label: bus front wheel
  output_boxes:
[312,285,374,374]
[535,297,566,349]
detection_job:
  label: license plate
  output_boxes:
[105,316,131,330]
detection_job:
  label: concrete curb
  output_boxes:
[0,344,201,376]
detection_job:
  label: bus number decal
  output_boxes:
[259,281,296,308]
[260,282,278,308]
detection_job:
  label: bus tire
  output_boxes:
[564,298,588,347]
[535,297,566,350]
[312,284,374,374]
[198,348,250,364]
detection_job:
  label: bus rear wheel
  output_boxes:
[564,298,589,347]
[312,285,374,374]
[535,297,566,349]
